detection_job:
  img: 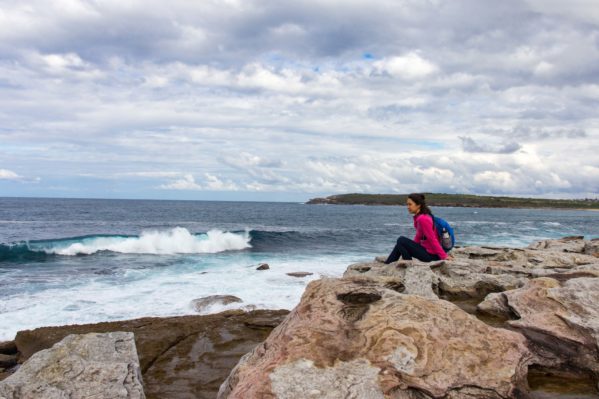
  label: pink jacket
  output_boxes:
[413,213,448,260]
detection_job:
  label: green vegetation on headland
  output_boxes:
[306,193,599,210]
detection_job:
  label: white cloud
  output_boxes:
[0,169,22,180]
[158,173,239,191]
[473,171,517,192]
[204,173,239,191]
[237,63,305,93]
[159,174,202,190]
[43,52,85,69]
[373,53,439,79]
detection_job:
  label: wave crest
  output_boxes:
[53,227,252,255]
[0,228,252,259]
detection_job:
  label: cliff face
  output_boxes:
[219,236,599,398]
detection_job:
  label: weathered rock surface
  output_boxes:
[350,237,599,302]
[10,310,288,399]
[479,276,599,377]
[191,294,243,313]
[0,332,145,399]
[0,354,17,368]
[452,242,599,271]
[527,236,599,255]
[344,259,441,298]
[436,265,527,300]
[218,278,533,398]
[0,342,16,355]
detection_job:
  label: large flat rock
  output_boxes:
[0,332,144,399]
[218,278,532,398]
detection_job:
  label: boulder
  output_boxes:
[345,260,439,298]
[286,272,313,278]
[191,295,243,313]
[256,263,270,270]
[345,260,404,279]
[401,264,439,299]
[584,238,599,257]
[218,278,532,398]
[0,332,145,399]
[477,292,516,319]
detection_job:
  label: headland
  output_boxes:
[307,192,599,210]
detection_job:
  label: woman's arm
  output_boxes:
[413,217,423,243]
[418,215,447,260]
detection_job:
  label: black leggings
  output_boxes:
[385,236,440,264]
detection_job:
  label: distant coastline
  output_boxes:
[306,193,599,210]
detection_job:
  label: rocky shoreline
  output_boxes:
[1,236,599,398]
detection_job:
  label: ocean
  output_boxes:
[1,197,598,341]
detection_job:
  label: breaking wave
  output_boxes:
[0,227,252,260]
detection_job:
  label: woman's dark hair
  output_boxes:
[408,193,432,215]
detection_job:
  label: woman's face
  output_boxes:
[406,198,421,215]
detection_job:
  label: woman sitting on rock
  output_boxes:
[384,193,448,263]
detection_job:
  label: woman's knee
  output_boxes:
[397,236,410,244]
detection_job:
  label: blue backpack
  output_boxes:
[431,215,455,252]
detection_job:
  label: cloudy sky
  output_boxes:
[1,0,598,201]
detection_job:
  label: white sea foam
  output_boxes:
[46,227,251,255]
[0,253,361,340]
